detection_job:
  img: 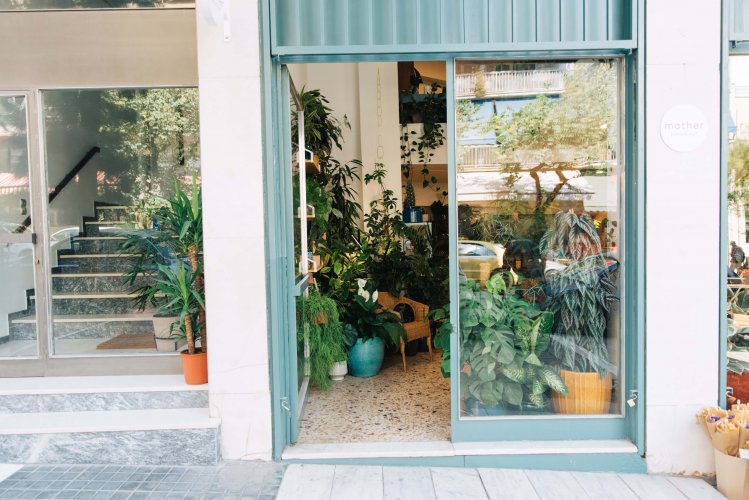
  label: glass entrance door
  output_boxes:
[0,92,46,374]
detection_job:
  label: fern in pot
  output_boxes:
[297,289,347,389]
[542,210,619,414]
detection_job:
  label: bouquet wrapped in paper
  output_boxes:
[696,405,749,457]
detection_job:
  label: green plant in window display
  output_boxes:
[430,274,567,411]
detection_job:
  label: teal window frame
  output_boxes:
[261,0,646,461]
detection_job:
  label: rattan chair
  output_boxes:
[377,292,433,371]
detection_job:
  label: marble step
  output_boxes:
[0,408,220,465]
[0,375,208,414]
[9,313,158,341]
[71,236,127,254]
[31,293,145,315]
[56,254,142,273]
[51,273,152,294]
[94,204,131,222]
[83,220,133,237]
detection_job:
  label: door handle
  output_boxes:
[31,233,37,245]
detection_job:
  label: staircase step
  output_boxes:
[31,293,144,315]
[0,375,207,414]
[83,221,132,237]
[94,205,131,222]
[10,313,157,340]
[71,236,126,254]
[57,254,141,273]
[51,273,151,294]
[0,408,219,465]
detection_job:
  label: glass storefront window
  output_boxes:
[455,59,623,417]
[0,0,193,10]
[42,88,201,356]
[727,56,749,402]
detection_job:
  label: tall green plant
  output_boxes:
[542,211,618,375]
[122,184,206,354]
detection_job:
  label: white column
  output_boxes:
[195,0,272,460]
[645,0,721,473]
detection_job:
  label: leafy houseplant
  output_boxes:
[297,290,347,389]
[122,183,207,384]
[456,274,567,413]
[341,280,406,377]
[542,210,618,414]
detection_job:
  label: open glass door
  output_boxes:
[0,92,47,375]
[280,66,312,443]
[450,58,635,441]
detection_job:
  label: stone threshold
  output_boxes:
[282,439,637,460]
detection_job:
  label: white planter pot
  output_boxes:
[152,316,177,338]
[329,361,348,381]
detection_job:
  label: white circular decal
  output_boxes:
[660,104,708,153]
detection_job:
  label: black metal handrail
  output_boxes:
[16,146,100,233]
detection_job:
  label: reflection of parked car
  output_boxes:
[458,240,504,285]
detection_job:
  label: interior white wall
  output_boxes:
[645,0,721,474]
[0,10,197,88]
[195,0,272,460]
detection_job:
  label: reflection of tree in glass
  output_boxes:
[0,96,28,176]
[486,62,617,242]
[729,139,749,207]
[101,89,200,205]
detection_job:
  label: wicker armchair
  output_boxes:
[377,292,433,371]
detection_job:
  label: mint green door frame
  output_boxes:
[261,4,646,464]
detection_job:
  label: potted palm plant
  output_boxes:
[341,280,406,377]
[122,182,207,384]
[542,210,618,414]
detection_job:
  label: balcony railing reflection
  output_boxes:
[456,70,565,99]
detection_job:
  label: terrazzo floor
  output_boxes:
[297,351,451,444]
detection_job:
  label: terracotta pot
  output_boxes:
[552,370,612,414]
[180,351,208,385]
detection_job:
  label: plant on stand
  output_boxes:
[341,280,406,378]
[122,182,207,384]
[542,210,618,414]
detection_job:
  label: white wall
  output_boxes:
[195,0,273,460]
[645,0,721,474]
[0,10,197,88]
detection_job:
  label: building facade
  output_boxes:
[0,0,733,475]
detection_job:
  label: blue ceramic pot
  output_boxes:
[348,337,385,377]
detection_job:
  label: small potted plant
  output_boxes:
[341,280,406,378]
[297,289,347,389]
[542,210,619,414]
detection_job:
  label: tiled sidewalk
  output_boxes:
[0,462,284,500]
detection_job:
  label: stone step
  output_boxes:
[0,408,219,465]
[51,273,151,294]
[83,221,133,237]
[0,375,207,414]
[10,313,158,341]
[71,236,127,254]
[56,254,142,273]
[94,204,131,222]
[31,293,144,315]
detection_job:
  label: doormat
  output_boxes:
[96,333,156,350]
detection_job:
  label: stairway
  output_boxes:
[0,375,220,465]
[8,202,161,351]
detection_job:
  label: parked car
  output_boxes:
[458,240,504,285]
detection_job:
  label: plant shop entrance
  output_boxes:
[273,56,639,458]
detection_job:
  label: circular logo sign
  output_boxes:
[660,104,708,153]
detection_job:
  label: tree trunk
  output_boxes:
[185,311,196,355]
[189,244,206,354]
